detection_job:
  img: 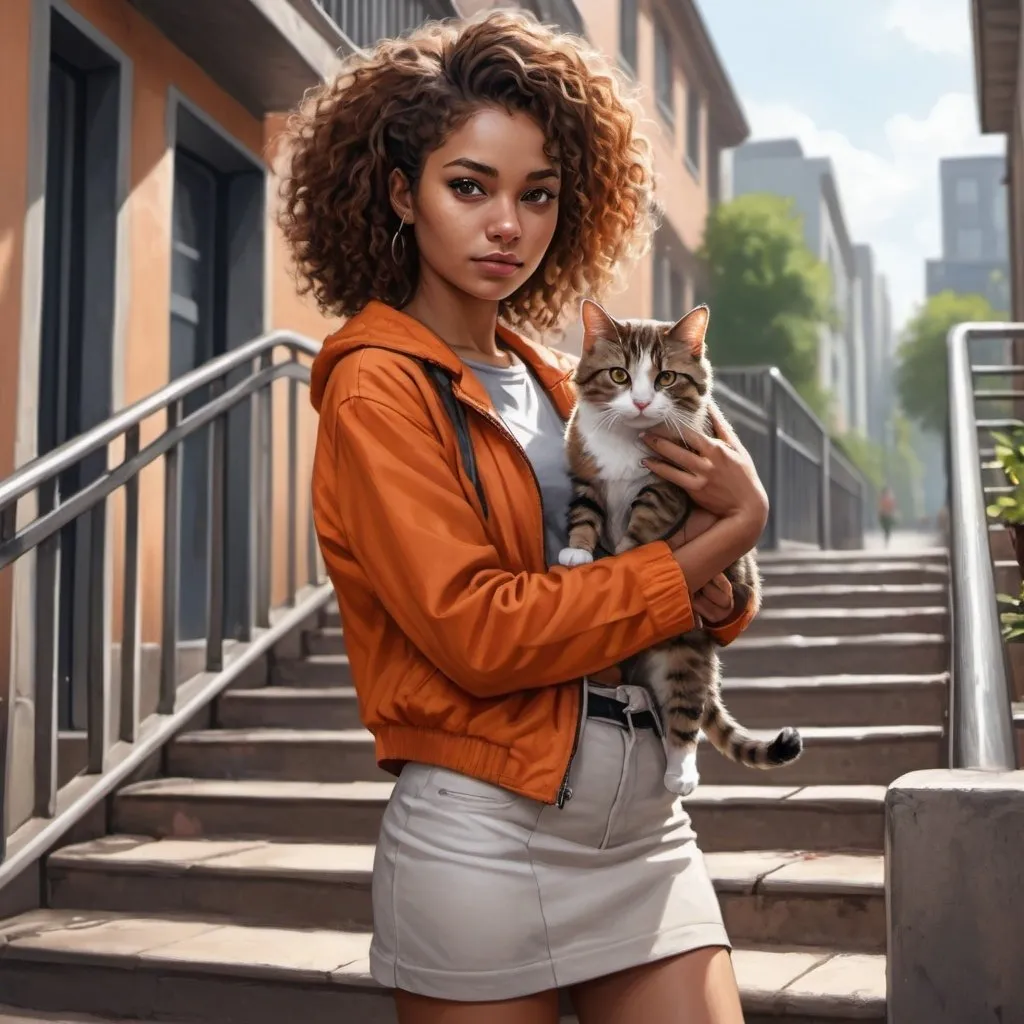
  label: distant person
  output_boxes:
[879,486,897,546]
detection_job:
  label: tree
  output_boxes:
[699,193,834,399]
[896,290,1003,435]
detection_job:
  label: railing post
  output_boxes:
[86,500,109,774]
[160,401,182,714]
[286,357,298,606]
[33,482,59,817]
[764,374,780,549]
[0,503,14,856]
[818,427,831,549]
[206,379,226,673]
[119,426,141,743]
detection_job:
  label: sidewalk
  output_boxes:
[864,528,944,552]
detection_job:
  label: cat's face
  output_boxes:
[574,300,712,433]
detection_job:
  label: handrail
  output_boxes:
[0,330,326,869]
[0,331,318,509]
[946,321,1020,770]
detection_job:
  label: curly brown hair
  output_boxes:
[278,9,655,333]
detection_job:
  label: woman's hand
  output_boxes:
[641,406,768,530]
[692,573,734,625]
[667,507,719,551]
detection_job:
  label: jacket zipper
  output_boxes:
[454,373,585,809]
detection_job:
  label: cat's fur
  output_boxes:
[559,299,802,795]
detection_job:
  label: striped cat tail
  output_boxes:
[701,700,803,769]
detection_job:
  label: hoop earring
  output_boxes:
[391,215,407,263]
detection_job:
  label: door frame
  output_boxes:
[6,0,132,832]
[166,90,267,645]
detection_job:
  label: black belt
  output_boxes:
[586,692,658,731]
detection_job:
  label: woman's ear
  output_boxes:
[388,168,415,225]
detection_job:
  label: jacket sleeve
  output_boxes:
[707,589,757,647]
[330,393,696,699]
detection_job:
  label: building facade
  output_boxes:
[0,0,463,834]
[855,244,895,447]
[550,0,748,351]
[732,138,867,435]
[926,155,1011,313]
[972,0,1023,320]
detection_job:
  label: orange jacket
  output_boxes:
[309,300,756,804]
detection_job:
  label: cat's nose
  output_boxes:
[633,399,651,411]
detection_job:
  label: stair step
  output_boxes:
[166,729,391,784]
[217,688,362,730]
[270,656,351,688]
[167,723,942,788]
[747,606,947,638]
[114,778,887,853]
[757,548,945,566]
[721,674,947,727]
[0,909,885,1022]
[47,839,883,953]
[759,563,947,588]
[721,633,947,676]
[762,583,947,609]
[303,628,345,657]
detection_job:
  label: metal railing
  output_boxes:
[315,0,458,47]
[716,367,866,550]
[946,321,1020,770]
[0,331,330,879]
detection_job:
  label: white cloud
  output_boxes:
[743,93,1004,333]
[882,0,972,57]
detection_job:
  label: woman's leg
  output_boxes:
[569,945,744,1024]
[396,988,561,1023]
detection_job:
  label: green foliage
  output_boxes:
[997,584,1024,643]
[986,428,1024,525]
[895,290,1003,435]
[835,431,886,489]
[700,194,834,395]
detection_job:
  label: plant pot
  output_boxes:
[1007,524,1024,572]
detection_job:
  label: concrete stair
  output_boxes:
[0,547,948,1023]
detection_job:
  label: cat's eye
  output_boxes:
[608,367,630,385]
[656,371,678,388]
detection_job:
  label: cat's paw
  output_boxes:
[663,761,700,797]
[558,547,594,567]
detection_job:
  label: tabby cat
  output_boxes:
[558,299,802,795]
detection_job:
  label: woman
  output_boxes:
[282,11,766,1023]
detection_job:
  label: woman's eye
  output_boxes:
[449,179,484,197]
[523,188,557,205]
[609,367,630,385]
[656,371,677,388]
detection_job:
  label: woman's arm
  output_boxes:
[328,393,764,700]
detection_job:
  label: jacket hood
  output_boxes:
[310,300,575,414]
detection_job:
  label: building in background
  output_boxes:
[732,138,867,435]
[971,0,1022,320]
[855,245,895,447]
[926,155,1011,313]
[551,0,748,351]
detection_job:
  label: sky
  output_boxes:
[696,0,1005,336]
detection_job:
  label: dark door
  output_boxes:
[170,149,224,642]
[39,57,89,729]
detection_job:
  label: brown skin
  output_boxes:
[389,106,752,1024]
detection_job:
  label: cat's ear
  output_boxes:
[667,304,710,359]
[580,299,620,354]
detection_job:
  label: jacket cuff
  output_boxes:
[708,589,756,647]
[636,542,695,639]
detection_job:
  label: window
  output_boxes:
[618,0,637,73]
[654,19,674,126]
[956,227,983,260]
[685,86,701,177]
[955,178,979,205]
[652,240,686,322]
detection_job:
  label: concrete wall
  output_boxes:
[887,769,1024,1022]
[1,0,329,834]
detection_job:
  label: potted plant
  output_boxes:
[986,428,1024,571]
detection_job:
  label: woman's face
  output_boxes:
[399,106,561,303]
